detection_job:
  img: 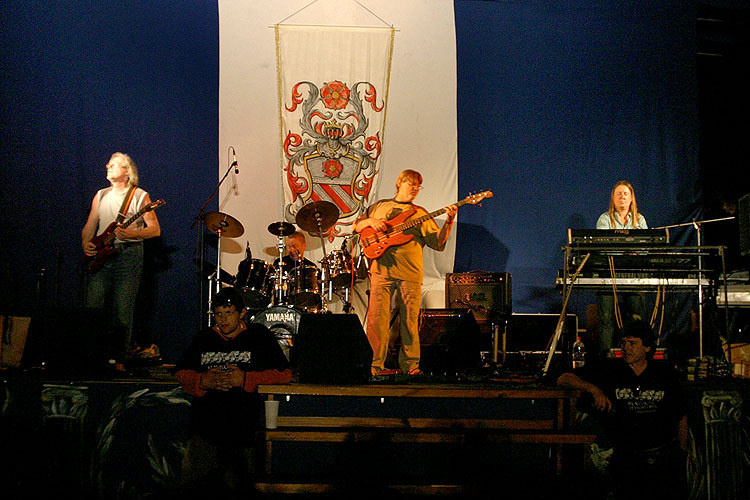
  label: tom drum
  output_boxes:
[235,258,272,309]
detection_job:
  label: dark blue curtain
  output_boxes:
[1,1,219,360]
[1,1,703,361]
[454,0,701,337]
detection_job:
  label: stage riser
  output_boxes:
[2,377,749,498]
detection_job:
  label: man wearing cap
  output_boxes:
[175,286,291,495]
[556,320,688,499]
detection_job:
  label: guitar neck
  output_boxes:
[392,199,469,233]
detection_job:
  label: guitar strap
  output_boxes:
[116,185,138,225]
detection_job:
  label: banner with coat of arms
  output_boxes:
[275,24,395,241]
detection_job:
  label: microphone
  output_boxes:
[231,147,239,174]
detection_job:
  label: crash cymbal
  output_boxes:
[202,211,244,238]
[296,201,339,233]
[193,258,235,284]
[267,221,296,237]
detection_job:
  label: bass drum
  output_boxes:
[250,306,301,361]
[235,258,272,309]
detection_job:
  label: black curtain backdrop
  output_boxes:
[1,1,740,362]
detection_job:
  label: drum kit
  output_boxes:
[199,201,359,324]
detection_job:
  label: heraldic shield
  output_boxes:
[303,150,363,219]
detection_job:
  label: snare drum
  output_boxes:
[235,258,271,308]
[322,250,353,288]
[288,265,321,312]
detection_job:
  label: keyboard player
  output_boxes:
[595,180,648,358]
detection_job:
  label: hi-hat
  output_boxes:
[267,221,296,237]
[202,211,244,238]
[296,201,339,233]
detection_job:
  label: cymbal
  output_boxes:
[296,201,339,233]
[267,221,296,237]
[193,258,235,284]
[202,211,244,238]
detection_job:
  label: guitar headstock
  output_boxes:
[149,199,166,209]
[463,190,493,205]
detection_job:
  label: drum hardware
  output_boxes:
[295,201,339,234]
[267,221,296,237]
[268,221,296,306]
[201,211,244,294]
[190,150,242,327]
[193,258,235,285]
[203,211,245,238]
[296,201,340,313]
[200,211,245,327]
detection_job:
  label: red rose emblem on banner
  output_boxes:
[322,158,344,178]
[321,80,350,110]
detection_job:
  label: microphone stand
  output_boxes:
[191,154,237,328]
[654,216,734,358]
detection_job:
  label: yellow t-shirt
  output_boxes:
[360,199,445,283]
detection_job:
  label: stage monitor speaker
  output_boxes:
[417,308,484,375]
[445,272,512,322]
[501,313,578,373]
[505,313,578,353]
[740,192,750,257]
[293,314,372,385]
[39,307,118,379]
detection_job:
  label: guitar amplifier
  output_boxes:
[445,272,511,322]
[417,308,484,374]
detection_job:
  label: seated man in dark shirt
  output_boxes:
[175,287,291,495]
[557,320,688,500]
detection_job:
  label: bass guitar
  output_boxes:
[359,191,492,259]
[84,199,166,274]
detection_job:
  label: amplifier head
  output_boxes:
[445,272,511,321]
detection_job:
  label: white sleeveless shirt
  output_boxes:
[95,186,148,242]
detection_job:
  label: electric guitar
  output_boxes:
[84,199,165,274]
[359,191,492,259]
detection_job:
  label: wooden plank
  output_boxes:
[264,429,596,446]
[258,383,577,400]
[275,416,555,430]
[255,483,466,495]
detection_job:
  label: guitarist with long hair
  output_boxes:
[354,169,457,376]
[81,152,161,368]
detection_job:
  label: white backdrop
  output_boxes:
[218,0,457,318]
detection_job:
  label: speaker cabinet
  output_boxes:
[445,272,512,323]
[293,314,372,385]
[38,307,118,379]
[417,308,484,375]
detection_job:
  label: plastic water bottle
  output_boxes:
[572,337,586,369]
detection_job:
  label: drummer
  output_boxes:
[273,231,316,271]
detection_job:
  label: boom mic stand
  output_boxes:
[190,148,239,328]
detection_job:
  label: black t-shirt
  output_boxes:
[175,322,289,445]
[571,359,686,451]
